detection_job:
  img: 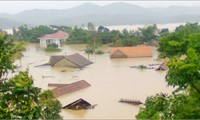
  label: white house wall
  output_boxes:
[39,38,63,48]
[40,39,47,48]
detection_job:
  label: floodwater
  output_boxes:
[14,43,174,119]
[106,22,186,32]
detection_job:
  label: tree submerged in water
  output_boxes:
[0,33,62,119]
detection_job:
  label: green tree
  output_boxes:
[67,26,92,44]
[0,32,17,80]
[137,23,200,119]
[39,90,62,119]
[96,26,112,44]
[14,25,55,42]
[0,33,62,119]
[136,93,170,119]
[139,24,158,43]
[87,22,96,32]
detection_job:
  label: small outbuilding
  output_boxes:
[49,53,93,68]
[38,31,69,48]
[63,98,92,110]
[52,80,91,97]
[110,45,153,58]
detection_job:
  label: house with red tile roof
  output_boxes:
[38,31,69,48]
[110,45,153,58]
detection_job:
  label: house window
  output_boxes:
[46,40,51,44]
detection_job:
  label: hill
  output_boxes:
[1,2,200,28]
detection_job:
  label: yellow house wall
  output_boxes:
[54,59,78,68]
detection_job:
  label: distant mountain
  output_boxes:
[0,17,23,28]
[1,2,200,28]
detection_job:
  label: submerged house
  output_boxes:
[156,62,168,71]
[52,80,91,97]
[63,98,92,110]
[110,45,153,58]
[38,31,69,48]
[49,53,93,68]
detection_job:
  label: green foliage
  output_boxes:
[0,33,16,79]
[14,25,55,42]
[49,25,72,33]
[97,26,112,44]
[158,23,200,58]
[13,41,27,59]
[0,31,63,119]
[0,70,42,119]
[39,90,63,119]
[84,45,95,54]
[137,23,200,119]
[158,23,200,93]
[14,23,160,46]
[87,22,96,32]
[45,45,61,52]
[67,23,159,46]
[137,92,200,119]
[0,70,63,119]
[138,24,159,43]
[66,26,93,44]
[45,44,61,52]
[166,48,200,90]
[136,93,169,119]
[95,49,104,54]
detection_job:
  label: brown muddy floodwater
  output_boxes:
[15,43,174,119]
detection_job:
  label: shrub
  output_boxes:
[95,49,104,54]
[45,44,61,52]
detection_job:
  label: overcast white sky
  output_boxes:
[1,1,200,14]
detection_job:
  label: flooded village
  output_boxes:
[11,23,178,119]
[1,1,200,119]
[15,44,173,119]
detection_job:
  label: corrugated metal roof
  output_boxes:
[48,53,93,68]
[52,80,91,97]
[39,31,69,39]
[110,45,153,58]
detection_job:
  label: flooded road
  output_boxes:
[15,43,174,119]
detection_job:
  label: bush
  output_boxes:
[95,49,104,54]
[84,47,95,54]
[45,44,61,52]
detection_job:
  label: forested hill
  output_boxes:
[1,2,200,28]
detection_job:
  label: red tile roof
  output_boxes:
[39,31,69,39]
[110,45,153,58]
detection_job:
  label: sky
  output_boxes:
[1,1,200,14]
